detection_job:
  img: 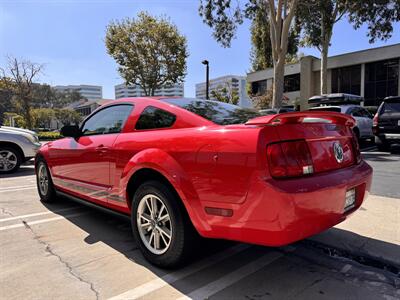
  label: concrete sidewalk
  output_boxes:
[308,194,400,269]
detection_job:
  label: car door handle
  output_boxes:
[95,145,109,153]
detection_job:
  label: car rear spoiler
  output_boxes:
[245,111,356,127]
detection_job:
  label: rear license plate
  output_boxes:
[344,188,356,212]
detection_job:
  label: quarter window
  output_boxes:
[135,106,176,130]
[81,104,133,136]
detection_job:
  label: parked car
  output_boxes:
[259,107,295,115]
[308,105,374,140]
[0,126,41,173]
[35,98,372,268]
[373,96,400,151]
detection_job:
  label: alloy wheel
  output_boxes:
[0,150,18,172]
[38,163,49,196]
[136,194,172,255]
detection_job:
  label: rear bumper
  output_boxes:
[375,133,400,145]
[199,161,372,246]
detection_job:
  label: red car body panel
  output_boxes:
[37,97,373,247]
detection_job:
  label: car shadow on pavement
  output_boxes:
[0,165,35,178]
[42,196,237,278]
[40,196,400,299]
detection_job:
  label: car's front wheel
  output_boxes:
[35,158,57,202]
[131,180,198,268]
[0,146,22,174]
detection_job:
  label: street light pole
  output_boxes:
[202,60,209,100]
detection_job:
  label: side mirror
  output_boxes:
[60,125,81,138]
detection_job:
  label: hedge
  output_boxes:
[37,131,62,141]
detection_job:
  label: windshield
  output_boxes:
[162,98,261,125]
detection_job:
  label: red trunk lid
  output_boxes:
[247,112,359,175]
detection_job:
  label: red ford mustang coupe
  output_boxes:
[35,97,372,267]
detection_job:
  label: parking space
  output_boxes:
[1,162,399,300]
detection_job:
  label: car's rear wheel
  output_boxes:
[131,180,197,268]
[35,158,57,202]
[353,127,360,141]
[0,146,22,174]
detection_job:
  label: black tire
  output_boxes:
[131,180,198,268]
[377,143,390,152]
[0,146,22,174]
[353,127,360,141]
[35,158,57,202]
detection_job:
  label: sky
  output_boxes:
[1,0,399,99]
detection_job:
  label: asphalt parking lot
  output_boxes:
[1,149,399,300]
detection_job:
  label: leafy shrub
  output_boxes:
[37,131,61,141]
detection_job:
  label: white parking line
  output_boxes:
[0,212,88,231]
[0,186,37,193]
[177,251,283,300]
[0,207,81,222]
[0,184,36,190]
[108,244,250,300]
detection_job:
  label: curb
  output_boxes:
[302,239,400,277]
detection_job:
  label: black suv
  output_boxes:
[373,96,400,151]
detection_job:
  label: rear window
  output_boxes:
[381,102,400,114]
[161,98,261,125]
[135,106,176,130]
[309,107,341,112]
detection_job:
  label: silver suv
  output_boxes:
[309,105,374,140]
[0,126,41,174]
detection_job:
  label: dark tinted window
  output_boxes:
[381,102,400,113]
[284,74,300,92]
[331,65,361,95]
[351,108,363,117]
[309,107,341,112]
[81,104,133,136]
[251,80,267,95]
[161,98,261,125]
[135,106,176,130]
[365,59,399,106]
[359,108,372,118]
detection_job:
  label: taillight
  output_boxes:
[373,113,378,126]
[351,130,361,164]
[267,140,314,178]
[372,113,379,135]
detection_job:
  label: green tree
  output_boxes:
[199,0,299,108]
[0,79,14,125]
[33,85,83,108]
[3,112,26,128]
[246,0,300,71]
[0,57,43,129]
[210,83,239,105]
[54,108,82,126]
[105,12,188,96]
[297,0,399,94]
[32,108,55,129]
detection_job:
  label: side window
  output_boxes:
[351,108,362,117]
[81,105,133,136]
[360,108,372,118]
[135,106,176,130]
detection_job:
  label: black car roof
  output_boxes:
[383,96,400,102]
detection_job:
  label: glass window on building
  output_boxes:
[284,74,300,92]
[365,58,399,106]
[251,80,267,95]
[331,65,361,95]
